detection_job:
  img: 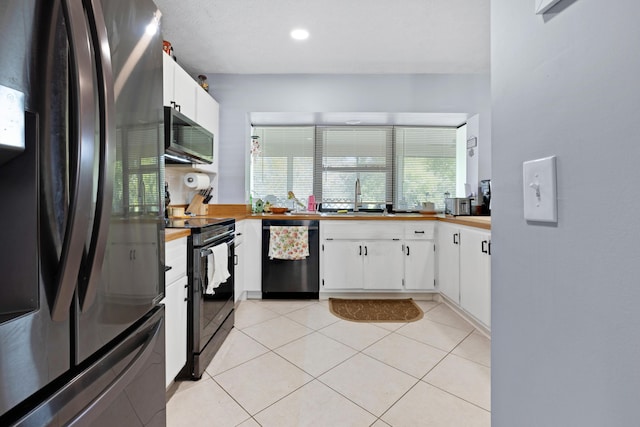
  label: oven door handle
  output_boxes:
[201,248,213,257]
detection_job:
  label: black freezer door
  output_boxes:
[7,306,165,427]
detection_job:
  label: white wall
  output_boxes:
[492,1,640,425]
[208,74,491,203]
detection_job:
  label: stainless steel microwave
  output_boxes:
[164,106,213,164]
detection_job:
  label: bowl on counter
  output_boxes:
[269,207,289,214]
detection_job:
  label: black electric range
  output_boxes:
[165,217,234,230]
[165,216,236,380]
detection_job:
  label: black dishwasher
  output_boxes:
[262,219,319,299]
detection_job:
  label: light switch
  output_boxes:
[523,156,557,223]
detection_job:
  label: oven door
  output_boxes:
[194,238,234,357]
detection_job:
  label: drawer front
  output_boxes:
[322,221,403,240]
[404,222,435,239]
[165,237,188,284]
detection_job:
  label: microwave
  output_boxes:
[164,106,213,164]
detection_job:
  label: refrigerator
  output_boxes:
[0,0,166,425]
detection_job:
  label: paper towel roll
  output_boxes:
[184,173,210,190]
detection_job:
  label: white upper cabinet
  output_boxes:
[171,63,197,120]
[196,89,219,136]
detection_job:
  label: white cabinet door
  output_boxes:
[436,223,460,303]
[242,220,262,293]
[163,236,188,388]
[163,277,187,388]
[195,90,219,135]
[234,220,245,302]
[322,240,363,289]
[404,239,435,290]
[363,240,404,290]
[172,64,197,120]
[459,228,491,327]
[162,53,175,107]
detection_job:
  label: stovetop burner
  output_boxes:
[165,217,234,230]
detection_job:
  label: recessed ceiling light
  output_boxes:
[290,28,309,40]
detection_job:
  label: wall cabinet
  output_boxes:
[163,54,197,120]
[436,222,491,328]
[162,236,188,388]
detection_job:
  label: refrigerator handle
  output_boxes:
[78,0,116,312]
[66,317,162,427]
[52,0,98,322]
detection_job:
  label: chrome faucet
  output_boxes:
[354,178,361,212]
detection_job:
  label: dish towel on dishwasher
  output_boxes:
[206,243,230,295]
[268,226,309,260]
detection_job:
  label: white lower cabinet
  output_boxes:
[436,222,491,328]
[436,222,461,302]
[162,236,188,388]
[322,240,363,289]
[459,227,491,328]
[241,219,262,297]
[403,222,436,290]
[322,239,404,290]
[233,220,245,302]
[321,221,429,292]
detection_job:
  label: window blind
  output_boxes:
[251,127,314,205]
[394,127,457,211]
[315,126,393,209]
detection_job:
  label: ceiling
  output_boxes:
[153,0,490,76]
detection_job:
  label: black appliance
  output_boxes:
[164,106,214,164]
[479,179,492,215]
[165,218,235,379]
[262,220,320,299]
[0,0,166,425]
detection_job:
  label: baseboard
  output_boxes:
[436,293,491,338]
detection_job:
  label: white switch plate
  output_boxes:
[523,156,557,223]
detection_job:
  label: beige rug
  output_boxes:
[328,298,424,323]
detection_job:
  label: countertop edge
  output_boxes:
[165,228,191,242]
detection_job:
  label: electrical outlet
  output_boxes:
[523,156,557,223]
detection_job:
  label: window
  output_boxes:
[394,127,458,211]
[315,126,392,210]
[250,125,460,212]
[250,127,314,206]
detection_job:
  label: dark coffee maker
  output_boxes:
[479,179,491,215]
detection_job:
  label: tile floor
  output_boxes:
[166,299,491,427]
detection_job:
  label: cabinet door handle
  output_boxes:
[481,240,488,253]
[359,245,362,256]
[406,245,410,256]
[414,230,425,234]
[488,241,492,255]
[453,233,459,245]
[364,246,368,256]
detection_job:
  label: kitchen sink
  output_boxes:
[319,211,394,217]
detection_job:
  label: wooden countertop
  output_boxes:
[164,202,491,241]
[438,215,491,230]
[165,228,190,242]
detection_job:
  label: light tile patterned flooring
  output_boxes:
[166,299,490,427]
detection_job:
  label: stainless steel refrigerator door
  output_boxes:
[75,0,165,363]
[9,306,165,427]
[0,0,72,416]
